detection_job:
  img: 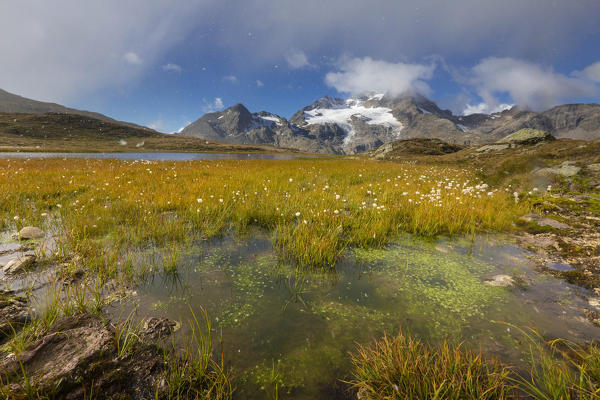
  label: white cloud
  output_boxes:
[162,63,182,73]
[462,102,513,116]
[223,75,238,83]
[325,57,435,97]
[202,97,224,113]
[123,52,143,65]
[284,48,310,69]
[256,79,264,87]
[576,61,600,83]
[466,57,596,111]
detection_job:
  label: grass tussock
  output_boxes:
[350,331,511,400]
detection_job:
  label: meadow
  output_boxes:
[0,158,525,277]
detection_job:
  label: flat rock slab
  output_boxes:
[476,144,510,152]
[17,226,45,240]
[3,254,36,275]
[520,213,571,230]
[485,274,515,287]
[536,161,581,178]
[546,261,574,272]
[588,163,600,172]
[0,314,114,390]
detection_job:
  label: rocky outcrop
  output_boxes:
[0,314,166,400]
[497,129,554,145]
[372,138,464,159]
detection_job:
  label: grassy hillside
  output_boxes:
[0,112,302,153]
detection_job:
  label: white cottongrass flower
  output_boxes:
[295,212,301,217]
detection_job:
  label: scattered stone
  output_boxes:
[484,274,515,287]
[588,163,600,172]
[520,213,571,230]
[545,261,574,272]
[17,226,45,240]
[3,254,36,275]
[0,291,30,344]
[497,129,554,145]
[142,317,180,340]
[536,161,581,178]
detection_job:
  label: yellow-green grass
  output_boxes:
[0,158,527,277]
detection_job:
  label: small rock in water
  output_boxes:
[545,261,574,272]
[3,255,36,275]
[142,317,180,340]
[18,226,45,240]
[484,274,515,287]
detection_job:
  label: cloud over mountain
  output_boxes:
[466,57,597,111]
[325,57,435,97]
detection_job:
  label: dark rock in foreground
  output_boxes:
[0,314,165,400]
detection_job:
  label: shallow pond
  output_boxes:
[113,233,600,400]
[0,152,315,161]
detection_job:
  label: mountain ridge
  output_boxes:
[180,93,600,154]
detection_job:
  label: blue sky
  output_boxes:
[2,0,600,132]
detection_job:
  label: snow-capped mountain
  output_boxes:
[180,94,600,154]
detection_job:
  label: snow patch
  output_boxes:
[259,115,282,126]
[304,103,403,145]
[456,124,470,132]
[418,106,431,114]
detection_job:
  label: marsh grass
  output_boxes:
[350,331,511,400]
[161,306,233,400]
[506,324,600,399]
[0,158,526,276]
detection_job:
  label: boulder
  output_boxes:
[3,254,36,274]
[497,129,554,145]
[18,226,45,240]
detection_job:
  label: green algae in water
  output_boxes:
[351,241,507,338]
